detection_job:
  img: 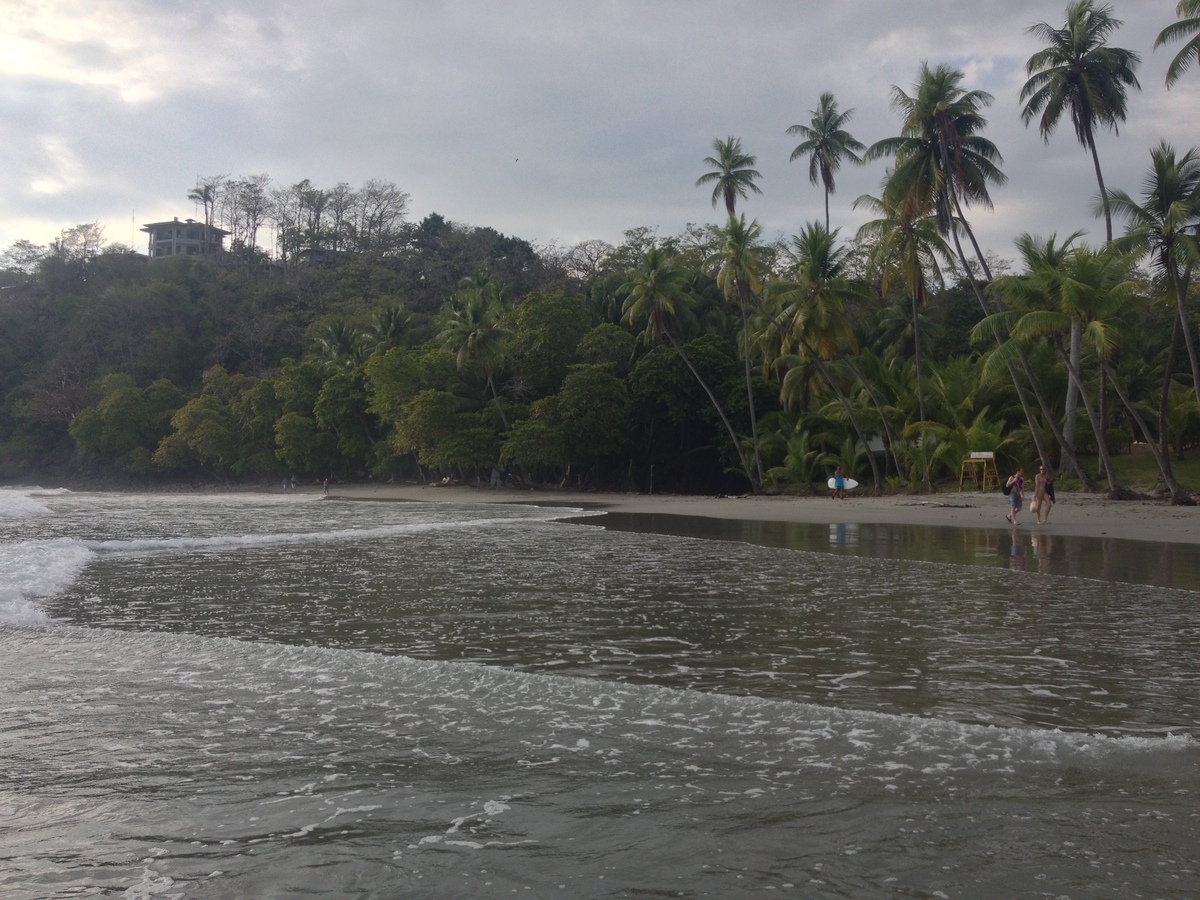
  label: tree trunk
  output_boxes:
[911,289,926,424]
[736,277,766,489]
[1087,132,1113,244]
[1062,321,1082,455]
[1102,360,1192,503]
[950,204,1098,489]
[1058,348,1125,494]
[805,345,883,493]
[1168,263,1200,414]
[666,331,758,491]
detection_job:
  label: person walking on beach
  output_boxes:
[1033,465,1054,524]
[832,466,847,500]
[1005,467,1024,524]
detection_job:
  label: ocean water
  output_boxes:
[1,487,1197,899]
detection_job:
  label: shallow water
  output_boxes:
[2,488,1197,898]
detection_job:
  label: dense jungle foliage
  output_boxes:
[4,0,1200,497]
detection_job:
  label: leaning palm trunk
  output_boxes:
[486,374,510,432]
[1057,349,1125,494]
[1100,359,1192,503]
[1062,323,1083,453]
[1160,315,1182,469]
[949,208,1098,489]
[838,355,905,479]
[910,288,926,424]
[736,278,766,488]
[1168,265,1200,415]
[946,219,1052,464]
[802,346,884,492]
[665,331,758,490]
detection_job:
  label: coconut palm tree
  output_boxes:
[868,63,1090,479]
[710,214,771,487]
[620,247,757,488]
[1156,0,1200,87]
[1020,0,1141,243]
[762,223,888,490]
[999,241,1188,500]
[854,192,956,427]
[437,291,512,430]
[1106,141,1200,411]
[787,92,866,230]
[696,137,763,217]
[988,234,1124,493]
[866,62,1005,256]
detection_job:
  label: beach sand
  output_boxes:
[321,482,1200,546]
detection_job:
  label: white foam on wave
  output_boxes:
[84,511,595,557]
[0,538,94,626]
[0,486,58,520]
[107,626,1198,760]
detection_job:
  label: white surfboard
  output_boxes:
[828,477,859,490]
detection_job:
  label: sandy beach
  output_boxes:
[322,482,1200,546]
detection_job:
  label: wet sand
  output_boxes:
[322,482,1200,546]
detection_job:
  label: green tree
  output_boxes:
[787,92,865,230]
[1106,141,1200,412]
[1156,0,1200,87]
[998,241,1187,499]
[696,136,763,216]
[711,214,771,488]
[437,290,513,429]
[855,194,956,427]
[1020,0,1141,243]
[621,247,756,488]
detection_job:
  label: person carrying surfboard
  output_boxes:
[833,466,847,500]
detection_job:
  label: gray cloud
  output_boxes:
[2,0,1198,265]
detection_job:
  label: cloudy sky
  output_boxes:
[2,0,1198,263]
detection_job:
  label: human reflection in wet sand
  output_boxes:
[1033,532,1057,575]
[1009,533,1028,571]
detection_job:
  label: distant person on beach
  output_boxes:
[1005,467,1024,524]
[323,478,330,496]
[1033,465,1054,524]
[832,466,847,500]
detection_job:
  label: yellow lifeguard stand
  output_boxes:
[960,451,1000,491]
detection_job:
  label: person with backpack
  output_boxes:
[1004,467,1025,524]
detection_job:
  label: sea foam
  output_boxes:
[0,538,94,625]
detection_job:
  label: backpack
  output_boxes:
[1001,480,1012,496]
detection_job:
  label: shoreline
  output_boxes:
[317,482,1200,547]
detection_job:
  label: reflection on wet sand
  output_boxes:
[596,512,1200,592]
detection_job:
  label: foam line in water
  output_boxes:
[84,513,590,556]
[0,486,58,519]
[62,626,1198,758]
[0,538,94,625]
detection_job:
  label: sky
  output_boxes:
[2,0,1199,264]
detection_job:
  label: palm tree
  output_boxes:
[787,93,865,230]
[314,319,367,372]
[765,223,890,490]
[854,192,956,427]
[1000,241,1188,500]
[696,137,763,216]
[620,247,757,488]
[1020,0,1141,243]
[989,234,1125,493]
[437,291,513,430]
[1156,0,1200,87]
[1106,141,1200,411]
[869,63,1087,480]
[866,62,1005,252]
[187,175,226,253]
[711,214,771,487]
